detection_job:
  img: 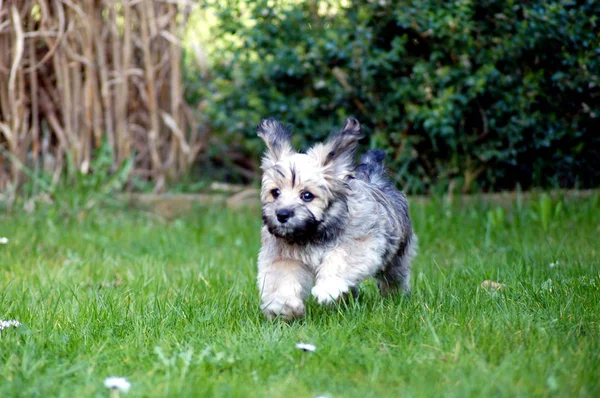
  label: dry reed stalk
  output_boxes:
[5,4,24,184]
[139,0,161,182]
[28,35,39,164]
[95,3,113,158]
[0,0,199,193]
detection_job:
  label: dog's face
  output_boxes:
[257,118,363,243]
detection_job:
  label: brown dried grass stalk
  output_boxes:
[0,0,203,193]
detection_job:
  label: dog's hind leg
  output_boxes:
[376,236,416,297]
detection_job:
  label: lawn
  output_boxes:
[1,193,599,397]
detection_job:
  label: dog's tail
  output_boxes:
[355,149,386,181]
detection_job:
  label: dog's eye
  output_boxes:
[300,191,315,202]
[271,188,281,199]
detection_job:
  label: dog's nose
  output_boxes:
[276,208,294,223]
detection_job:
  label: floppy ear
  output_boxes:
[308,117,364,179]
[257,119,294,168]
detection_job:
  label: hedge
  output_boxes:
[191,0,600,193]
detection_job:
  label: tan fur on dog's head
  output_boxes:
[257,117,363,243]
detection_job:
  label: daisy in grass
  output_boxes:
[295,342,316,352]
[104,377,131,397]
[0,319,21,330]
[0,237,8,244]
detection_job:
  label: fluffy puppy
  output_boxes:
[256,117,416,319]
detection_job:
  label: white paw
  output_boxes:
[311,279,349,305]
[261,297,305,320]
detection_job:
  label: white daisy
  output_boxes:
[0,237,8,244]
[103,377,131,393]
[295,343,316,352]
[0,319,21,330]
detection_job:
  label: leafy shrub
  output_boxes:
[193,0,600,193]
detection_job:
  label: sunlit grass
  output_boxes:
[1,193,599,397]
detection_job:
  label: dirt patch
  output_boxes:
[122,188,597,218]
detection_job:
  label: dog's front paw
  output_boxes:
[311,279,349,305]
[261,297,305,320]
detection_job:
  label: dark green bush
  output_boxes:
[193,0,600,193]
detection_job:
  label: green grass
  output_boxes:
[1,193,599,397]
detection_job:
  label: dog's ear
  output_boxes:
[257,119,294,168]
[309,117,363,179]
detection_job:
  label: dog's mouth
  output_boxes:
[268,225,318,244]
[273,229,321,246]
[262,210,321,244]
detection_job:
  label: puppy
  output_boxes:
[256,117,416,319]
